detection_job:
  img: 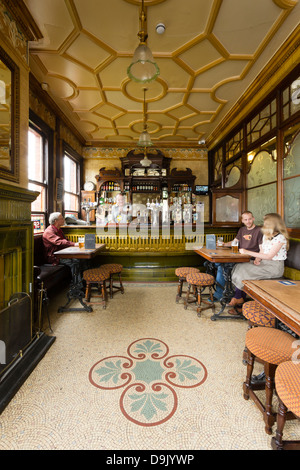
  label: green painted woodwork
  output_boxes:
[0,182,38,310]
[63,225,237,281]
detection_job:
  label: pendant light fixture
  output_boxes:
[140,147,152,168]
[127,0,159,84]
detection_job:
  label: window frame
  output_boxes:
[63,143,82,218]
[28,118,50,233]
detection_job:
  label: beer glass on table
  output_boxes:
[217,237,223,247]
[231,239,239,253]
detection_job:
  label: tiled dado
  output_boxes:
[0,183,55,414]
[0,182,38,307]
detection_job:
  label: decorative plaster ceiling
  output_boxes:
[24,0,300,148]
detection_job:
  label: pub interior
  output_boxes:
[0,0,300,451]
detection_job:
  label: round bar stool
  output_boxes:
[242,301,276,328]
[101,263,124,299]
[185,272,215,317]
[271,361,300,450]
[242,301,276,365]
[175,267,200,303]
[83,267,110,309]
[243,326,296,434]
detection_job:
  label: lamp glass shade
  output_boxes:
[127,44,160,83]
[140,155,152,167]
[137,130,153,147]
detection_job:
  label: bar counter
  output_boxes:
[62,224,238,281]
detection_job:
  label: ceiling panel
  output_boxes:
[24,0,300,147]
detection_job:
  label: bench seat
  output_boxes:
[33,234,71,293]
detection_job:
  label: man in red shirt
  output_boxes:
[43,212,86,280]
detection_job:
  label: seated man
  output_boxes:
[43,212,87,281]
[213,211,263,302]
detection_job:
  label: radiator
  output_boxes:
[0,293,32,377]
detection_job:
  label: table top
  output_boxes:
[54,243,106,259]
[194,246,251,263]
[243,279,300,336]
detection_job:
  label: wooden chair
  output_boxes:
[175,267,200,303]
[82,267,110,309]
[185,272,215,316]
[271,361,300,450]
[101,263,124,298]
[243,326,296,434]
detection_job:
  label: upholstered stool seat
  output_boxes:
[242,301,276,328]
[243,326,295,434]
[83,267,110,308]
[242,301,276,364]
[101,263,124,298]
[185,272,215,316]
[271,361,300,450]
[175,267,200,303]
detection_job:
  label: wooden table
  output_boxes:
[54,243,106,313]
[243,279,300,336]
[194,246,251,320]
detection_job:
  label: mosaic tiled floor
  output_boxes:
[89,337,208,426]
[0,283,299,450]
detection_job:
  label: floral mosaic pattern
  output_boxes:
[89,338,207,426]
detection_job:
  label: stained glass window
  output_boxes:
[225,129,243,160]
[246,99,276,145]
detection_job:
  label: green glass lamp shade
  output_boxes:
[127,44,160,83]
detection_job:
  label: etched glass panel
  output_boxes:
[283,131,300,178]
[284,177,300,228]
[247,183,277,225]
[216,195,239,222]
[247,150,277,188]
[282,77,300,121]
[225,165,241,188]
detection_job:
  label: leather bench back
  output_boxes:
[285,239,300,271]
[34,235,47,266]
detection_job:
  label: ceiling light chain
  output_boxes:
[139,87,153,167]
[138,87,153,148]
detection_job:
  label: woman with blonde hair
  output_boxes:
[229,213,289,314]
